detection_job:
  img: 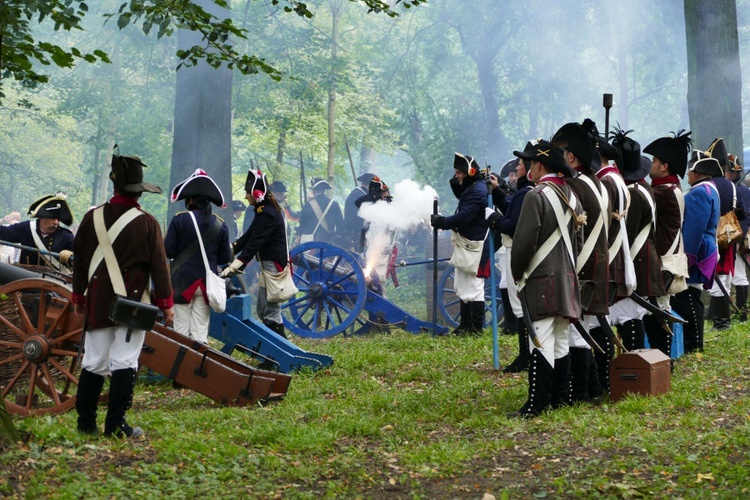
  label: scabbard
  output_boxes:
[714,274,741,313]
[518,288,543,349]
[595,315,627,352]
[629,292,687,324]
[571,320,605,354]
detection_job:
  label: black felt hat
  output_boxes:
[28,193,73,226]
[611,128,648,181]
[453,153,480,176]
[706,138,729,169]
[245,169,269,202]
[728,153,743,172]
[552,122,596,170]
[269,181,287,193]
[110,154,162,194]
[170,169,225,207]
[310,177,332,192]
[357,173,375,184]
[688,150,723,178]
[643,130,692,178]
[582,118,621,164]
[368,176,389,197]
[513,140,570,176]
[500,158,520,178]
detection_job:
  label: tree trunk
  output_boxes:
[168,0,234,237]
[326,0,342,185]
[684,0,744,155]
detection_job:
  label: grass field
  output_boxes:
[1,320,749,499]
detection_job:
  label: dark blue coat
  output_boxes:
[234,200,289,267]
[683,179,719,284]
[735,179,750,235]
[442,177,489,241]
[164,210,231,304]
[0,220,73,266]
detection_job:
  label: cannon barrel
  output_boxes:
[0,261,43,285]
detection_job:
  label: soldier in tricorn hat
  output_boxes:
[724,153,750,322]
[72,152,173,438]
[296,177,343,245]
[507,140,583,417]
[0,192,75,269]
[670,151,722,354]
[704,138,746,334]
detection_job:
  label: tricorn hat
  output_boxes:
[245,169,269,202]
[611,128,648,181]
[453,153,480,176]
[643,130,692,178]
[231,200,246,212]
[357,173,375,184]
[552,122,596,170]
[500,158,520,178]
[513,140,570,176]
[110,154,162,194]
[28,192,73,226]
[170,169,225,207]
[688,150,723,178]
[706,138,729,169]
[269,181,287,193]
[310,177,332,192]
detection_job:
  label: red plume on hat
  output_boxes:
[245,169,268,203]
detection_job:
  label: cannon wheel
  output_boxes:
[438,265,505,328]
[282,242,367,338]
[0,278,84,416]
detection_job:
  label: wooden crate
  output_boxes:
[610,348,671,402]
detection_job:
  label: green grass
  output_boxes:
[2,323,749,499]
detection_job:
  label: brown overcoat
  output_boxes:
[626,181,667,297]
[566,172,611,315]
[71,196,172,329]
[598,168,629,301]
[511,181,582,322]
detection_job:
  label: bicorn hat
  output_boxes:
[582,118,621,164]
[231,200,246,212]
[368,176,389,197]
[728,153,743,173]
[499,158,520,178]
[27,192,73,226]
[642,130,692,178]
[245,169,269,202]
[110,154,162,194]
[453,153,480,176]
[552,122,596,170]
[170,169,225,207]
[688,150,723,178]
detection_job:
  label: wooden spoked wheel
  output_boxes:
[0,278,84,416]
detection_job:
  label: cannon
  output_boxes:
[0,262,292,416]
[279,241,504,338]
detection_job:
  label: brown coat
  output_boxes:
[71,196,172,329]
[511,181,582,322]
[566,173,611,315]
[626,181,667,298]
[651,181,683,257]
[598,170,629,301]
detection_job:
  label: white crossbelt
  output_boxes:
[87,207,144,281]
[29,219,61,270]
[576,175,608,273]
[629,183,656,258]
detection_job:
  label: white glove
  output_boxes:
[485,207,495,220]
[220,258,245,278]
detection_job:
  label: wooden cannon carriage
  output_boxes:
[0,262,291,416]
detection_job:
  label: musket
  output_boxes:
[714,273,741,314]
[0,239,72,263]
[595,315,627,352]
[571,320,605,354]
[299,151,308,207]
[432,197,439,336]
[344,135,358,188]
[518,287,544,349]
[629,292,687,324]
[486,166,500,371]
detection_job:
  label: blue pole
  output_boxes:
[485,170,500,371]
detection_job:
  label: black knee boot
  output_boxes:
[735,285,748,322]
[569,347,590,403]
[503,321,530,373]
[452,301,470,336]
[550,353,571,409]
[508,349,553,418]
[470,301,485,335]
[589,326,612,394]
[500,289,517,335]
[619,319,645,351]
[104,368,143,438]
[673,288,703,354]
[76,369,105,435]
[264,321,288,339]
[711,296,731,331]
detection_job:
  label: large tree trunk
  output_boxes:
[168,0,234,236]
[684,0,744,155]
[326,0,342,185]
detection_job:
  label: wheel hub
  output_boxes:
[23,335,51,363]
[308,283,325,300]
